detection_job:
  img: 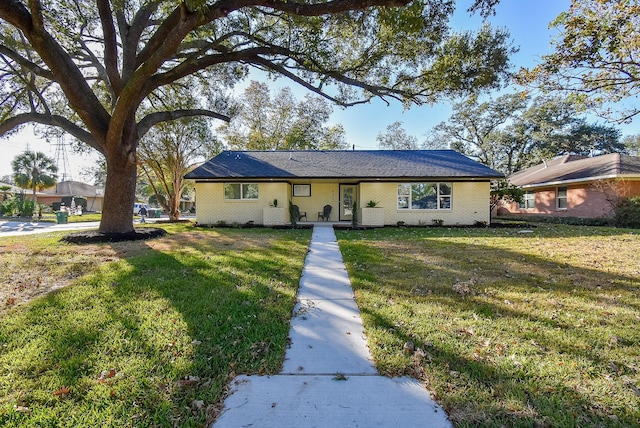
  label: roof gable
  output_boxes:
[185,150,503,180]
[42,181,104,196]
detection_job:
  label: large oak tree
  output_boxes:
[0,0,514,234]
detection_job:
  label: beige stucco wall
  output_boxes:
[291,182,339,221]
[195,180,491,226]
[360,181,491,225]
[194,182,289,225]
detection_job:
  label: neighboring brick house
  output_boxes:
[500,153,640,219]
[185,150,503,226]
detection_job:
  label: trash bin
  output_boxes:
[56,211,69,224]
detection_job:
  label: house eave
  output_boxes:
[519,173,640,189]
[189,175,501,183]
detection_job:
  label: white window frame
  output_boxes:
[224,183,259,200]
[397,182,452,210]
[520,190,535,209]
[556,187,568,210]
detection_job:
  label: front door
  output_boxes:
[339,184,357,221]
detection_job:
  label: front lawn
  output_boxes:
[0,225,311,427]
[337,224,640,427]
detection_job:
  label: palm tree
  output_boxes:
[11,151,58,203]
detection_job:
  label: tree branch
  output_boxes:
[210,0,411,19]
[0,112,101,152]
[137,109,230,139]
[0,45,55,80]
[96,0,123,95]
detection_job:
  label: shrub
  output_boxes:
[614,197,640,228]
[351,202,358,228]
[17,198,35,217]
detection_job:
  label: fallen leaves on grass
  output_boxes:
[53,386,70,398]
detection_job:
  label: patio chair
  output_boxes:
[317,204,332,221]
[293,205,307,221]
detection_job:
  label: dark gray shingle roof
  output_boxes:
[185,150,503,180]
[509,153,640,186]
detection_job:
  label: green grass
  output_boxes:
[337,224,640,427]
[0,225,311,427]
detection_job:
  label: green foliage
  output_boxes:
[519,0,640,123]
[0,195,17,216]
[139,115,221,221]
[622,134,640,156]
[351,201,358,228]
[11,151,58,200]
[433,94,624,174]
[614,197,640,228]
[219,81,347,151]
[366,200,380,208]
[490,179,523,211]
[16,198,34,217]
[497,214,613,227]
[376,121,419,150]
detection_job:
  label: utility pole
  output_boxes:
[54,135,72,182]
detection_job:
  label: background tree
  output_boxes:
[138,116,221,221]
[432,94,624,174]
[80,159,107,187]
[518,0,640,123]
[0,0,514,235]
[431,93,528,172]
[622,134,640,156]
[11,150,57,202]
[376,121,420,150]
[220,81,346,150]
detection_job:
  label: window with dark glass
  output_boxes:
[557,187,567,209]
[397,183,452,210]
[224,183,259,200]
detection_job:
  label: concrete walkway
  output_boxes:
[213,224,451,427]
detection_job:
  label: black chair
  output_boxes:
[318,204,332,221]
[293,205,307,221]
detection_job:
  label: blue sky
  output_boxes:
[2,0,639,179]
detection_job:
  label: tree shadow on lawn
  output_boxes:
[0,230,308,427]
[339,229,640,427]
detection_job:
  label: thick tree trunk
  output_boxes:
[99,147,138,234]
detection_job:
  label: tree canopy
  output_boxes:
[220,81,346,150]
[0,0,514,234]
[376,121,420,149]
[431,94,625,174]
[518,0,640,123]
[139,116,220,220]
